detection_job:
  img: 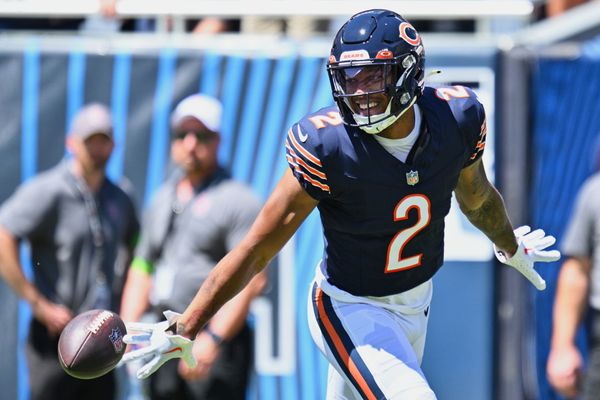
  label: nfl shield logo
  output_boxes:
[406,170,419,186]
[109,328,124,353]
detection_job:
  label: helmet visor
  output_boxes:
[330,63,394,96]
[329,62,398,117]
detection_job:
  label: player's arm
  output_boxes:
[122,169,318,379]
[0,226,72,335]
[197,268,267,345]
[179,269,267,380]
[176,169,318,339]
[546,256,590,397]
[454,158,517,255]
[454,158,560,290]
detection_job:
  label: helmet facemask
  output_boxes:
[328,53,421,134]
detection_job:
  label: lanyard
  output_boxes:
[64,166,108,312]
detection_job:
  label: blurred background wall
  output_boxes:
[0,1,599,399]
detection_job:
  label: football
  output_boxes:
[58,309,127,379]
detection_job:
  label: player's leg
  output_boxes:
[326,364,361,399]
[307,282,436,399]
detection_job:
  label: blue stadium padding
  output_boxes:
[231,56,270,183]
[22,43,39,182]
[144,48,177,205]
[272,56,322,400]
[18,40,40,400]
[18,248,32,400]
[258,375,277,400]
[422,261,493,398]
[199,51,222,97]
[532,55,600,400]
[107,51,132,181]
[251,55,296,198]
[66,49,86,143]
[311,60,333,111]
[281,374,298,400]
[285,57,321,131]
[296,212,326,399]
[273,57,322,182]
[248,54,295,398]
[219,55,246,167]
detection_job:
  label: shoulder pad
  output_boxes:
[432,85,487,165]
[288,105,345,155]
[285,106,343,199]
[303,106,344,131]
[433,86,483,126]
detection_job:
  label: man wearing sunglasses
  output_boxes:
[120,94,266,400]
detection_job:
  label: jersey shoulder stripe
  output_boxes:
[285,126,331,194]
[287,125,322,167]
[470,115,487,161]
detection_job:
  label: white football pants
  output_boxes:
[307,281,437,400]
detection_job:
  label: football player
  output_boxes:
[123,9,560,399]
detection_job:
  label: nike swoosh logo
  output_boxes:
[163,347,182,355]
[297,125,308,143]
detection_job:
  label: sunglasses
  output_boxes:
[172,129,217,143]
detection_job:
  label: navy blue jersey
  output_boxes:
[285,86,487,296]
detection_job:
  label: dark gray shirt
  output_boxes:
[136,168,261,312]
[562,173,600,310]
[0,162,139,313]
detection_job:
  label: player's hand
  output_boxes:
[121,310,197,379]
[494,225,561,290]
[547,343,582,398]
[178,330,221,381]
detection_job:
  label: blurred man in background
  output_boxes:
[547,170,600,399]
[120,94,266,400]
[0,103,139,400]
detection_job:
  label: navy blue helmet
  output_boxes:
[328,9,425,134]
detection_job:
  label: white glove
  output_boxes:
[494,225,561,291]
[121,310,197,379]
